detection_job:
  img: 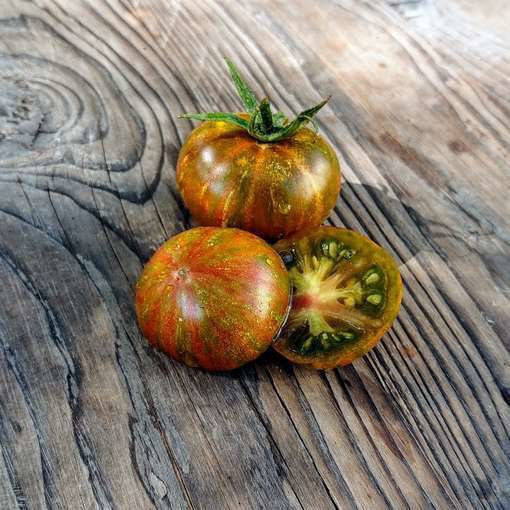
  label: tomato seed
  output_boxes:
[367,294,382,305]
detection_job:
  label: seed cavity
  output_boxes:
[315,238,355,262]
[359,266,387,316]
[289,325,360,356]
[317,238,338,259]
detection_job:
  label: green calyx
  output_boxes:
[178,59,330,142]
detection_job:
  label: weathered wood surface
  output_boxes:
[0,0,509,508]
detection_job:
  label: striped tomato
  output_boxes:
[176,122,340,239]
[273,227,403,369]
[177,60,340,240]
[135,227,290,371]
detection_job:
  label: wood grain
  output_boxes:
[0,0,509,508]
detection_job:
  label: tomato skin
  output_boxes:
[273,227,403,369]
[176,119,341,240]
[135,227,290,371]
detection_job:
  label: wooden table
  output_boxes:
[1,1,509,508]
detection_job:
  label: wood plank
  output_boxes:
[0,0,508,508]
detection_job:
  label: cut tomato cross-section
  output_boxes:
[274,226,403,369]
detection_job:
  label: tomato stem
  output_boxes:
[179,59,330,142]
[259,98,274,133]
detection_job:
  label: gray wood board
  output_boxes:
[0,0,509,508]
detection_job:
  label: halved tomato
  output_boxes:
[273,227,403,369]
[135,227,290,371]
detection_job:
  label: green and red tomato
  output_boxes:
[273,227,403,369]
[177,120,340,240]
[177,60,340,240]
[135,227,290,371]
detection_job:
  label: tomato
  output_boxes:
[176,121,340,239]
[177,59,340,240]
[135,227,290,371]
[273,227,402,369]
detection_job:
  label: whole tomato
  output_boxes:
[177,60,340,240]
[135,227,290,371]
[273,227,403,369]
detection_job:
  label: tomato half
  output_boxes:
[135,227,290,371]
[273,227,402,369]
[176,119,340,240]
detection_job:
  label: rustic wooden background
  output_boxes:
[0,0,509,508]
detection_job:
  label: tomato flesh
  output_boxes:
[135,227,290,371]
[274,227,402,369]
[177,119,341,239]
